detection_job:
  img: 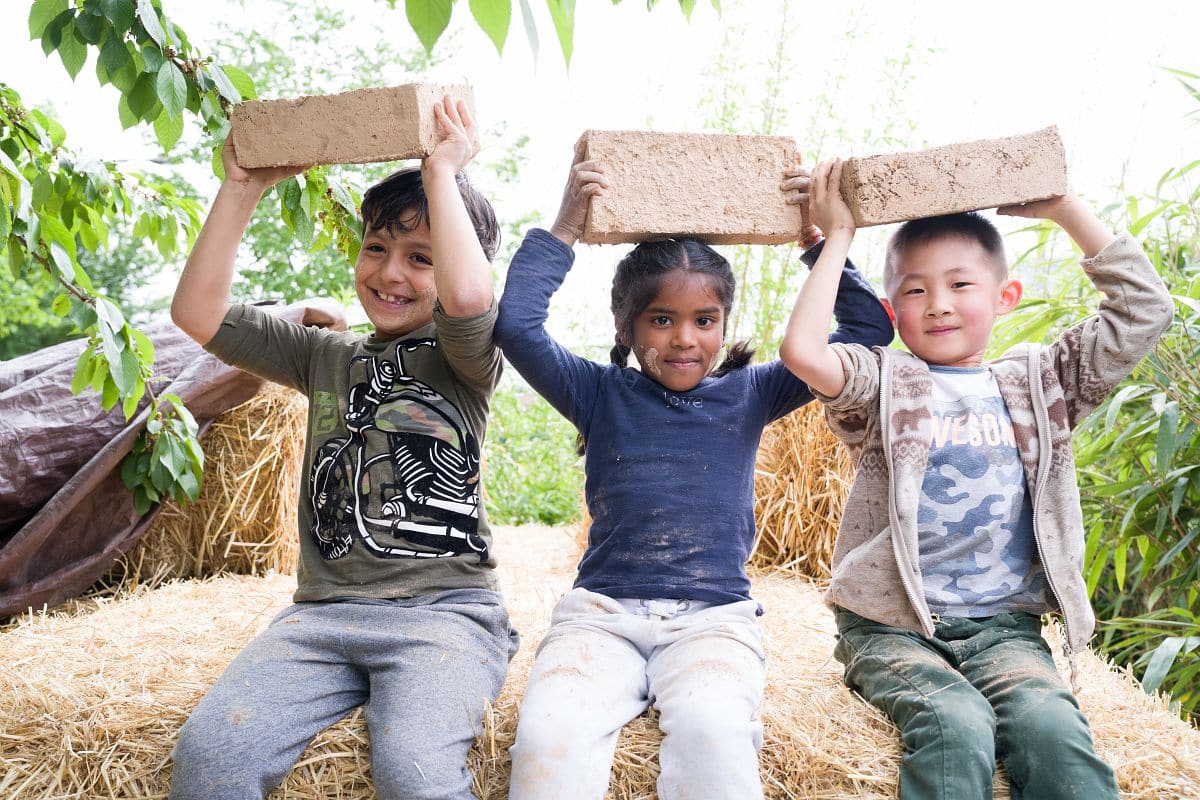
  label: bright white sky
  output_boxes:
[2,0,1198,342]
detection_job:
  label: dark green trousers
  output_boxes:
[833,608,1117,800]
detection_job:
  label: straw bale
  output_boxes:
[751,402,851,580]
[106,384,307,590]
[3,525,1198,799]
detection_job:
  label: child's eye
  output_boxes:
[952,281,972,289]
[365,243,386,254]
[411,253,433,266]
[905,288,924,295]
[651,316,671,326]
[696,317,716,328]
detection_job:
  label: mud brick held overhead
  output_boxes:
[230,84,474,168]
[839,126,1068,227]
[578,130,805,246]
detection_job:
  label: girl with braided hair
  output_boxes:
[494,142,893,799]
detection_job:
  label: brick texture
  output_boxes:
[579,130,804,245]
[231,84,473,168]
[840,126,1068,227]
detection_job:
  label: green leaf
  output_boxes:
[545,0,576,66]
[70,348,95,395]
[208,64,242,104]
[135,0,166,45]
[40,11,71,55]
[122,383,142,419]
[469,0,510,54]
[29,0,69,39]
[127,71,158,119]
[1156,401,1180,478]
[678,0,695,18]
[130,325,155,364]
[220,65,256,100]
[68,300,98,332]
[97,33,130,81]
[101,0,136,33]
[156,61,186,118]
[1142,636,1187,693]
[75,10,106,43]
[517,0,538,62]
[133,485,153,515]
[153,108,183,151]
[140,42,164,72]
[101,375,120,411]
[51,293,71,317]
[406,0,452,52]
[30,109,67,149]
[117,94,139,129]
[57,24,88,80]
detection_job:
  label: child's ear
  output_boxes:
[880,299,897,327]
[996,279,1023,315]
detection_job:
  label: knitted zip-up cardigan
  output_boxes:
[816,232,1173,668]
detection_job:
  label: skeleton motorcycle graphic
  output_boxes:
[309,339,487,561]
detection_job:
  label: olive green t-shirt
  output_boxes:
[205,301,502,601]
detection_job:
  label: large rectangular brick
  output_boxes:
[231,84,474,168]
[840,126,1068,227]
[579,130,804,245]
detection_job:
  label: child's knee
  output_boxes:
[901,687,996,755]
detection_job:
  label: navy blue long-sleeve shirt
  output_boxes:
[495,228,893,605]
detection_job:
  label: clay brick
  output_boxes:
[230,84,474,168]
[840,126,1068,227]
[579,130,804,245]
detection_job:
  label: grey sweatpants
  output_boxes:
[169,589,518,800]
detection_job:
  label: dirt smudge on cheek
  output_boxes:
[643,347,662,377]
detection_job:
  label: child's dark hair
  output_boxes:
[360,167,500,261]
[883,212,1007,291]
[609,237,754,375]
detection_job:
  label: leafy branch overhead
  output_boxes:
[396,0,719,64]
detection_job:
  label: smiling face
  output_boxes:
[354,211,437,337]
[625,268,726,392]
[886,236,1022,368]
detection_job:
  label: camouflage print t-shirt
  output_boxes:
[918,366,1048,617]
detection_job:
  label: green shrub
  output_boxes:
[483,381,583,526]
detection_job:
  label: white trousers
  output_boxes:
[509,588,766,800]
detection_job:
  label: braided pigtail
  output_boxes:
[610,337,631,368]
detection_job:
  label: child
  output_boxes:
[779,160,1174,799]
[167,97,518,800]
[493,143,894,800]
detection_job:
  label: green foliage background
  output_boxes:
[2,0,1197,721]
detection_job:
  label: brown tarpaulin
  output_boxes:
[0,302,344,618]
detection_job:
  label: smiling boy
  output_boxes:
[167,97,518,800]
[779,159,1173,798]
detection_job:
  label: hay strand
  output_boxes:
[2,525,1197,799]
[751,402,852,580]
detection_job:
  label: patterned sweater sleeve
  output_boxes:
[494,228,606,431]
[1045,231,1174,428]
[811,343,882,453]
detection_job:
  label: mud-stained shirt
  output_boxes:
[919,366,1047,616]
[205,301,502,601]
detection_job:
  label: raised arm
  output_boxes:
[171,140,306,344]
[1001,194,1174,426]
[780,159,874,397]
[494,142,610,428]
[422,96,494,317]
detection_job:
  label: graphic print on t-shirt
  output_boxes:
[918,367,1047,617]
[308,338,487,562]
